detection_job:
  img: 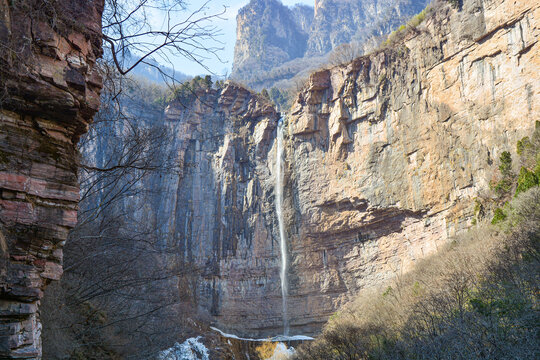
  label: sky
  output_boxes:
[160,0,314,77]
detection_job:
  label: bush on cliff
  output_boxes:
[167,75,214,106]
[295,127,540,360]
[516,167,539,195]
[296,188,540,359]
[381,5,431,48]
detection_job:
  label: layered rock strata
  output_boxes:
[0,1,103,357]
[155,84,283,335]
[284,0,539,332]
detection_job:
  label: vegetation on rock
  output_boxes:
[295,126,540,360]
[167,75,214,105]
[297,193,539,359]
[489,127,540,223]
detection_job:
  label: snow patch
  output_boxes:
[158,337,209,360]
[210,327,314,342]
[266,343,296,360]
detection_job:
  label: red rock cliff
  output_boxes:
[0,0,104,357]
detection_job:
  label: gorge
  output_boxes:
[232,0,433,90]
[147,0,539,339]
[0,0,539,359]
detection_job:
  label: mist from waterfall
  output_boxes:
[275,117,289,336]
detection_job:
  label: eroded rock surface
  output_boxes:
[285,0,539,332]
[153,84,284,335]
[0,1,103,357]
[171,0,539,337]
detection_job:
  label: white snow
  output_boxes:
[267,343,296,360]
[210,327,314,342]
[158,337,209,360]
[158,328,313,360]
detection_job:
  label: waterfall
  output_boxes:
[275,117,289,335]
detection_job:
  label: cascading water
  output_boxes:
[275,117,289,336]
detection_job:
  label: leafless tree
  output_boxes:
[102,0,226,83]
[328,42,362,66]
[42,73,204,359]
[41,1,227,358]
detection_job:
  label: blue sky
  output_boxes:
[165,0,314,76]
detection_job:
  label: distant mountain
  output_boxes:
[231,0,431,90]
[232,0,313,83]
[114,50,190,84]
[128,58,190,85]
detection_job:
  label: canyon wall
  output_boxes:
[285,0,539,332]
[0,1,103,357]
[233,0,313,82]
[308,0,429,55]
[154,84,284,334]
[169,0,539,337]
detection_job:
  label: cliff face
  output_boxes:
[0,0,103,357]
[285,0,539,332]
[154,84,284,335]
[233,0,312,81]
[168,0,539,337]
[308,0,428,55]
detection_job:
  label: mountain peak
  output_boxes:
[232,0,431,90]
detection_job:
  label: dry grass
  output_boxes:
[296,187,540,359]
[296,112,540,360]
[315,224,503,348]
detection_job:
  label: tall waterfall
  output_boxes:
[275,118,289,335]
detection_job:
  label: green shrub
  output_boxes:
[516,136,531,155]
[493,178,513,195]
[515,167,539,195]
[382,5,429,47]
[167,75,213,105]
[499,151,513,177]
[269,87,293,111]
[491,207,507,224]
[408,8,427,27]
[492,151,516,196]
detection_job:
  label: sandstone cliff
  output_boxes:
[285,0,539,332]
[165,0,538,338]
[0,1,103,357]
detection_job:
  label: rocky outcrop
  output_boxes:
[284,0,539,332]
[0,0,103,357]
[169,0,539,338]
